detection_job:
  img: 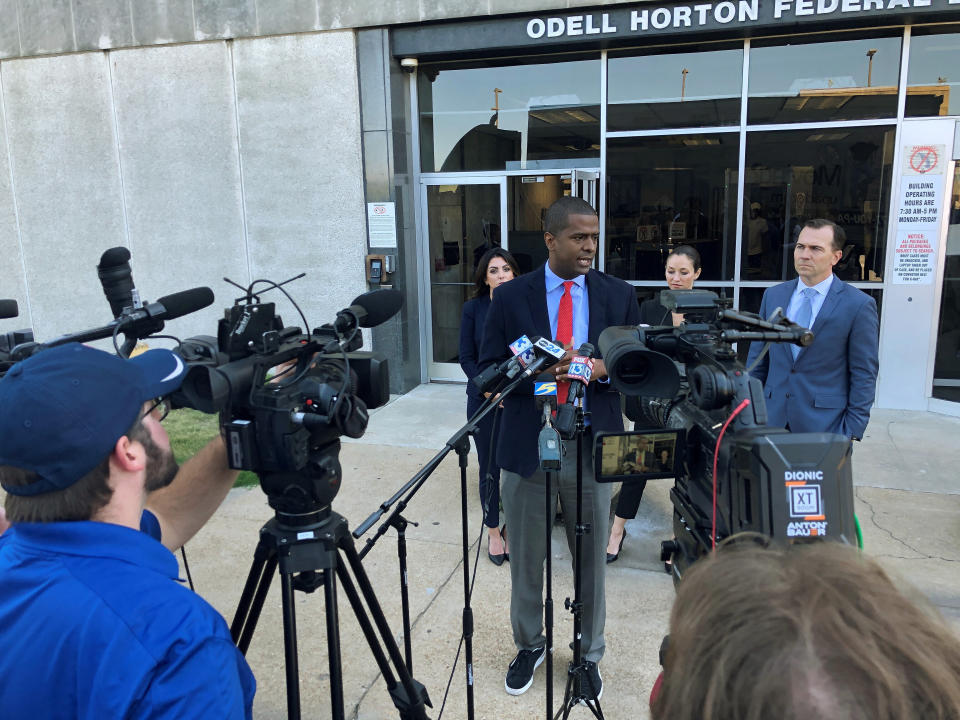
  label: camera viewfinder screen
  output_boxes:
[594,429,682,484]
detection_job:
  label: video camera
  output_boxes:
[170,280,398,518]
[598,289,857,581]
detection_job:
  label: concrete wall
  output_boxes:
[0,31,367,347]
[0,0,627,60]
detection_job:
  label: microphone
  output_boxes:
[0,299,18,319]
[555,343,595,440]
[97,246,141,319]
[534,372,561,470]
[29,286,215,354]
[333,289,403,333]
[473,335,567,395]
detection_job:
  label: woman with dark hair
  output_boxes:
[606,245,701,563]
[459,248,520,565]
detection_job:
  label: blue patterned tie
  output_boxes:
[792,287,817,361]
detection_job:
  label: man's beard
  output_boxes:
[141,431,180,492]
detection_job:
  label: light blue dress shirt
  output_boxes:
[545,263,589,348]
[788,274,834,328]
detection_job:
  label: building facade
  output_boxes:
[0,2,958,415]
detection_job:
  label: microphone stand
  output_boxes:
[535,397,561,720]
[556,403,604,720]
[353,360,548,720]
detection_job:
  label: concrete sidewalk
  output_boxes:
[184,384,960,720]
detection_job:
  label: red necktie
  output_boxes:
[556,281,574,405]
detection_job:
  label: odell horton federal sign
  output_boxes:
[392,0,960,57]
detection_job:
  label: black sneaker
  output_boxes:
[505,645,546,696]
[579,661,603,705]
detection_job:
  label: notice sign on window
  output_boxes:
[367,202,397,248]
[892,144,945,285]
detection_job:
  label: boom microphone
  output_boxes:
[333,289,403,333]
[12,286,215,357]
[0,299,18,319]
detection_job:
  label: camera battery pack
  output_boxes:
[224,419,260,471]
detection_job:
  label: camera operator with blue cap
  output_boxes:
[0,343,255,719]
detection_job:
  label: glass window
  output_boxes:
[418,58,600,173]
[907,26,960,117]
[748,35,901,124]
[607,45,743,131]
[740,126,895,283]
[932,164,960,402]
[606,134,739,282]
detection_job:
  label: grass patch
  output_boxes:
[164,409,260,488]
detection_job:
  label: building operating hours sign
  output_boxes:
[893,144,945,285]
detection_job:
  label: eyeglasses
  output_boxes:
[142,397,171,423]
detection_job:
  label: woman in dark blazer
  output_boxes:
[459,248,520,565]
[606,245,702,563]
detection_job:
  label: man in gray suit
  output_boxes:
[746,218,879,440]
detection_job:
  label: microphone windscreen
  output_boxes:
[97,246,131,269]
[0,299,18,319]
[157,287,215,320]
[350,289,403,328]
[577,342,595,357]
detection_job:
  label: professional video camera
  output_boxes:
[598,289,857,581]
[170,278,397,517]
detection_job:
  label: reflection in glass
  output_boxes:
[418,59,601,173]
[606,135,739,281]
[608,46,742,131]
[933,165,960,402]
[748,35,901,124]
[741,126,894,282]
[506,175,566,275]
[907,28,960,117]
[426,184,501,364]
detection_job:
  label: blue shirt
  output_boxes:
[544,264,595,419]
[544,263,589,350]
[788,273,834,328]
[0,520,255,719]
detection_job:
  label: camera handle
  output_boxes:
[556,406,605,720]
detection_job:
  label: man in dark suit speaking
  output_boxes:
[480,197,640,702]
[746,218,879,440]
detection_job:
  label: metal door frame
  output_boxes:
[417,169,601,382]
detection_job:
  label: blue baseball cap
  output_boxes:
[0,343,187,497]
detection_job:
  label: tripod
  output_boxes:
[555,406,605,720]
[230,506,432,720]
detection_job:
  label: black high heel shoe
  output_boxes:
[488,527,507,566]
[606,530,627,564]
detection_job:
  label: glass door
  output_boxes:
[932,162,960,403]
[421,177,506,381]
[419,170,601,381]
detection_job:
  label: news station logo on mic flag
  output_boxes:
[509,335,536,368]
[567,358,593,383]
[534,380,557,396]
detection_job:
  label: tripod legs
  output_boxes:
[230,514,431,720]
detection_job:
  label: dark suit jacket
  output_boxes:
[745,275,879,439]
[639,297,672,326]
[459,294,491,403]
[479,265,641,477]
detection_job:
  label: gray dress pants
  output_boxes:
[500,429,611,663]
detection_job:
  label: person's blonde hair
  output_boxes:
[653,541,960,720]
